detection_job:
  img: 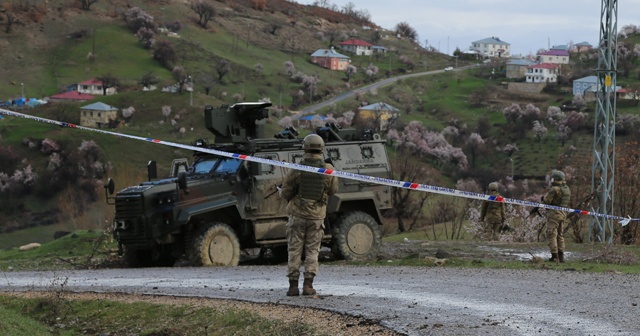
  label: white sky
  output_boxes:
[295,0,640,56]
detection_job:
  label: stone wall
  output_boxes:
[508,82,546,94]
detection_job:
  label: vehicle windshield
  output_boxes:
[192,158,219,174]
[191,158,242,175]
[214,158,242,174]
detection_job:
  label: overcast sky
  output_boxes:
[295,0,640,56]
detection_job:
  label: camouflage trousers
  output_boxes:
[286,215,324,280]
[485,221,501,241]
[547,216,565,253]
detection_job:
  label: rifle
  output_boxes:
[563,191,596,236]
[264,184,282,199]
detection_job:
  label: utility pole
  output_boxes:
[589,0,618,243]
[424,39,428,69]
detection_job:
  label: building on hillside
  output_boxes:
[80,102,118,128]
[357,102,399,131]
[48,91,95,102]
[550,45,568,51]
[572,75,623,101]
[310,48,351,70]
[338,39,374,56]
[616,88,638,101]
[469,37,511,58]
[77,78,117,96]
[537,50,570,64]
[372,45,388,54]
[506,58,537,79]
[525,63,559,83]
[573,41,593,52]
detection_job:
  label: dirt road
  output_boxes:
[2,264,639,335]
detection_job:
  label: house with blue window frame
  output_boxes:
[572,75,622,101]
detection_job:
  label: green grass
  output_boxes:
[0,294,319,336]
[0,230,117,271]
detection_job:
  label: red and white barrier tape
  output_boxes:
[0,107,635,226]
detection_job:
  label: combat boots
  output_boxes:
[558,251,565,263]
[548,253,559,262]
[302,277,316,296]
[286,279,299,296]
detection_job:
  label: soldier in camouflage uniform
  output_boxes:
[480,182,506,240]
[279,134,338,296]
[542,170,571,262]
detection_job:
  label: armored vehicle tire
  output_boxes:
[189,222,241,266]
[123,247,176,268]
[333,211,381,261]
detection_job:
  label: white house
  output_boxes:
[525,63,558,83]
[338,39,374,56]
[537,50,570,65]
[77,78,117,96]
[470,37,511,58]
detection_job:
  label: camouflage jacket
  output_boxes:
[279,153,339,219]
[480,191,505,224]
[543,181,571,220]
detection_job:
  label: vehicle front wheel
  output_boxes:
[332,211,381,261]
[189,222,241,266]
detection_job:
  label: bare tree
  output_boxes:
[395,21,418,41]
[153,41,177,69]
[344,64,357,82]
[138,72,160,88]
[198,72,215,95]
[77,0,99,11]
[3,9,21,34]
[172,66,188,93]
[191,0,216,29]
[96,74,120,96]
[215,59,231,81]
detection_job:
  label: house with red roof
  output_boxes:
[77,78,117,96]
[338,39,374,56]
[48,91,95,102]
[526,63,559,83]
[537,50,570,64]
[310,47,351,70]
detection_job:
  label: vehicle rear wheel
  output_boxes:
[332,211,381,261]
[189,222,240,266]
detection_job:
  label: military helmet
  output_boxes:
[488,182,499,192]
[551,170,565,181]
[303,134,324,153]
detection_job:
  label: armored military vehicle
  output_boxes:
[105,102,392,267]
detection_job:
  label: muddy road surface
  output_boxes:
[1,265,639,335]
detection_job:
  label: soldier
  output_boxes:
[542,170,571,262]
[279,134,338,296]
[480,182,506,240]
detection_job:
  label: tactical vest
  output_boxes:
[551,183,571,207]
[298,158,326,202]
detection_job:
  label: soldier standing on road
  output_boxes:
[480,182,506,240]
[542,170,571,262]
[279,134,338,296]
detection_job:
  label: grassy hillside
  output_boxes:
[2,0,640,247]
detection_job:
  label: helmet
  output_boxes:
[551,170,565,181]
[488,182,499,192]
[303,134,324,153]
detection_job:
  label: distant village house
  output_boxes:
[310,47,351,70]
[338,39,374,56]
[470,37,511,58]
[77,78,117,96]
[357,102,399,131]
[506,58,536,79]
[526,63,559,83]
[80,102,118,128]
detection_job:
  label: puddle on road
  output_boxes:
[476,246,570,261]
